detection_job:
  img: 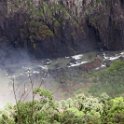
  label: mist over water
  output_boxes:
[0,46,52,108]
[0,44,124,108]
[0,44,74,108]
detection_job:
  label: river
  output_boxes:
[0,51,124,108]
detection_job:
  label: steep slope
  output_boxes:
[0,0,124,58]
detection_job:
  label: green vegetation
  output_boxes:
[0,60,124,123]
[89,60,124,96]
[6,0,84,52]
[1,88,124,124]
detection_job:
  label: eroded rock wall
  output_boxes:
[0,0,124,58]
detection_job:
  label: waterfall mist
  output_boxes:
[0,46,59,108]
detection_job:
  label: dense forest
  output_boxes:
[1,90,124,124]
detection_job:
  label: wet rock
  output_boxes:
[87,0,124,50]
[0,0,124,58]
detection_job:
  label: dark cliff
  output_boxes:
[0,0,124,58]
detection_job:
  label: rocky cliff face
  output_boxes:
[88,0,124,50]
[0,0,124,58]
[0,0,7,40]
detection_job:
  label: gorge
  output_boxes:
[0,0,124,59]
[0,0,124,111]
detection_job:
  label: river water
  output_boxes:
[0,51,124,108]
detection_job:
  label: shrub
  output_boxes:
[60,107,84,124]
[1,88,124,124]
[102,97,124,123]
